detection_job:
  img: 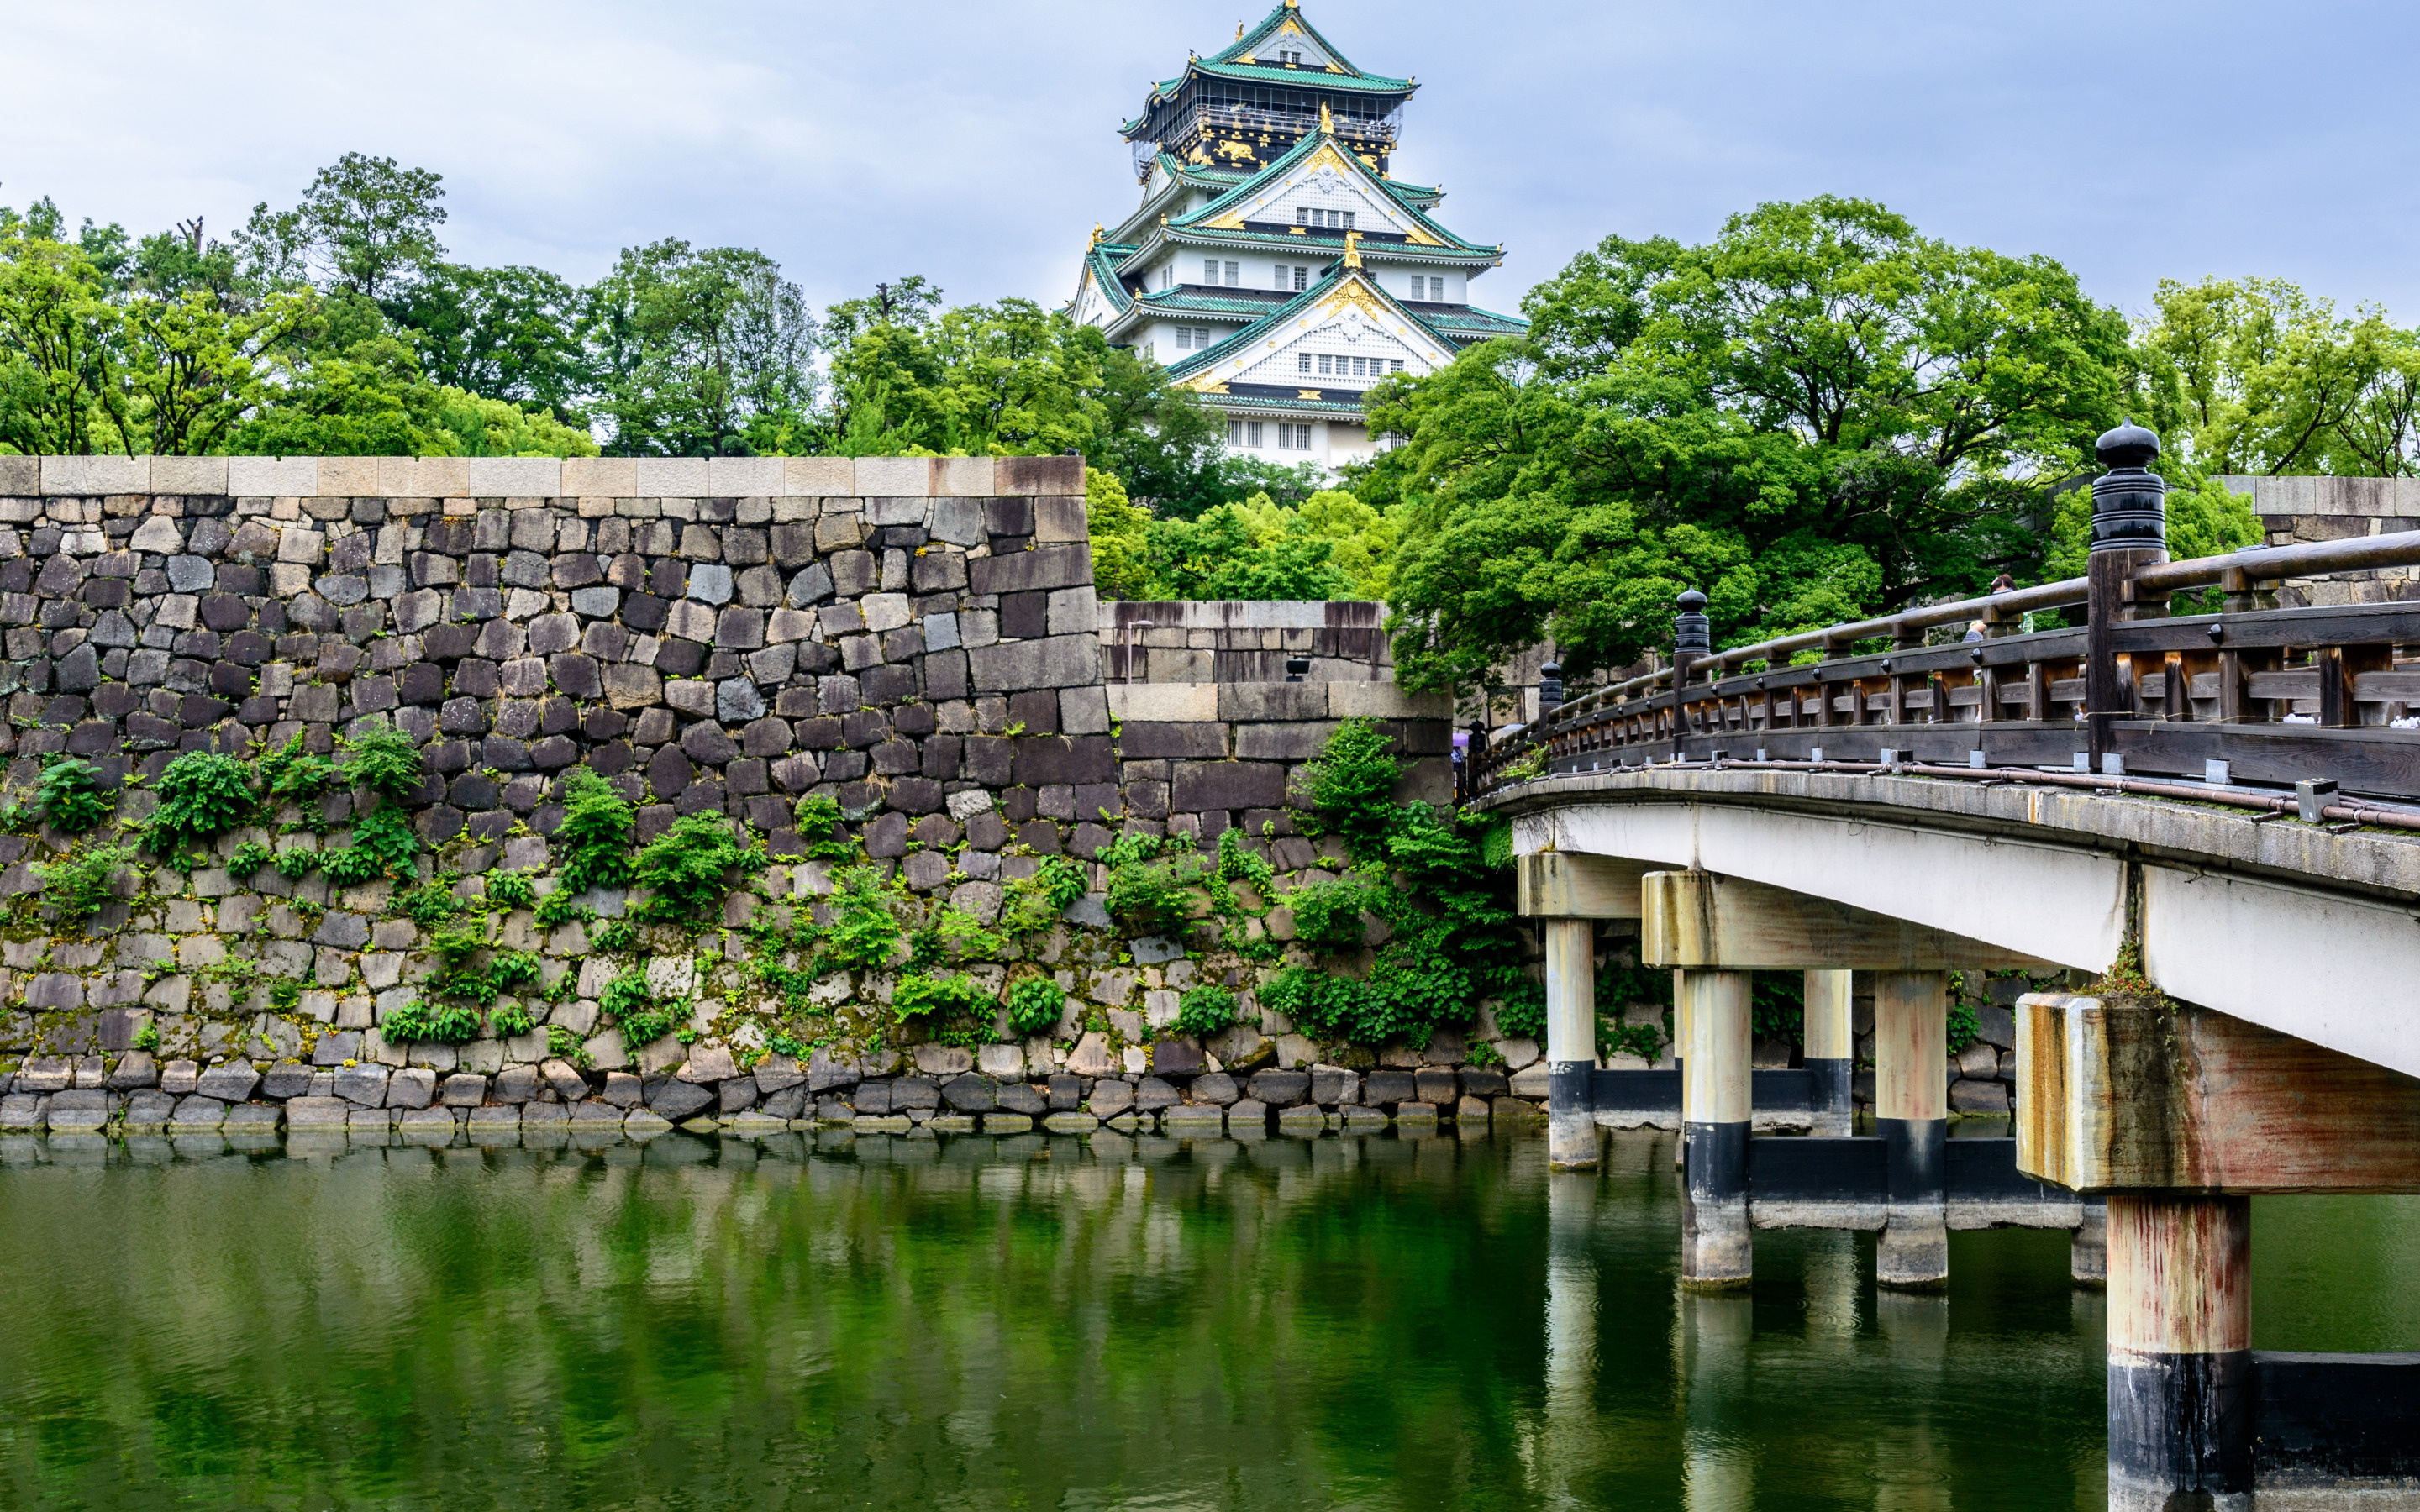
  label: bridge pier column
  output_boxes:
[2107,1195,2251,1512]
[1802,968,1854,1137]
[2073,1195,2107,1288]
[1680,968,1752,1290]
[1544,920,1598,1170]
[1874,969,1949,1289]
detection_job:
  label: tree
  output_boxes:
[0,220,124,454]
[822,286,1105,457]
[386,261,592,419]
[592,239,817,456]
[1374,196,2132,692]
[239,153,448,300]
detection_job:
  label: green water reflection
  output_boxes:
[0,1128,2412,1510]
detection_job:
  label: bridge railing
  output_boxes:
[1471,422,2420,806]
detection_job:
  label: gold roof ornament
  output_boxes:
[1343,229,1362,268]
[1284,0,1297,8]
[1318,101,1334,134]
[1236,19,1244,38]
[1091,223,1104,245]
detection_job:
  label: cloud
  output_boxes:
[5,0,2419,325]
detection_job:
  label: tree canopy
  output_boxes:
[1368,196,2257,693]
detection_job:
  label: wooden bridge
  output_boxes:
[1470,423,2420,1509]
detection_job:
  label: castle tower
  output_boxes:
[1070,2,1526,475]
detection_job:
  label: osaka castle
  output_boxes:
[1069,0,1527,472]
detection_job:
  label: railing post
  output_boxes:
[1672,591,1709,760]
[2087,419,2169,767]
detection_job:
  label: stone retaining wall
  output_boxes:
[0,454,1532,1143]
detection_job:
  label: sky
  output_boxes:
[7,0,2420,329]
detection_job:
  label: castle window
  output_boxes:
[1278,423,1312,450]
[1390,359,1405,372]
[1292,265,1308,291]
[1230,418,1265,448]
[1317,354,1333,375]
[1298,353,1312,373]
[1203,259,1218,283]
[1225,260,1239,285]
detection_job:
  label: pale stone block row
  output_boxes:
[5,454,1086,500]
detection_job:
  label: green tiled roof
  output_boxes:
[1215,3,1376,77]
[1165,129,1493,254]
[1134,288,1293,317]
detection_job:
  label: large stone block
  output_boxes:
[965,633,1098,693]
[1106,682,1218,722]
[1171,760,1287,812]
[967,544,1092,596]
[997,455,1085,496]
[1116,722,1228,759]
[45,455,152,495]
[1235,721,1341,761]
[1328,682,1453,719]
[466,458,560,496]
[1218,682,1328,722]
[1010,734,1116,785]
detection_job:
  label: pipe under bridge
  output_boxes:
[1466,421,2420,1509]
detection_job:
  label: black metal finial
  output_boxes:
[1539,660,1564,709]
[2091,417,2167,555]
[1673,590,1711,657]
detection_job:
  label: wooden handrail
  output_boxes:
[1474,519,2420,806]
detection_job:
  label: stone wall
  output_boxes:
[0,454,1537,1144]
[1096,599,1391,684]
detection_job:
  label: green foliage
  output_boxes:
[340,726,425,804]
[227,840,272,879]
[1215,825,1275,892]
[381,997,482,1046]
[1003,976,1067,1038]
[591,239,817,457]
[1752,971,1804,1046]
[1145,501,1353,601]
[1299,717,1402,860]
[485,869,536,910]
[33,757,112,833]
[131,1020,159,1052]
[533,888,589,927]
[392,874,465,926]
[1174,985,1239,1039]
[34,844,132,923]
[1286,873,1380,955]
[1949,998,1981,1056]
[490,950,544,995]
[630,812,764,925]
[1001,854,1087,936]
[267,979,302,1016]
[891,970,994,1025]
[555,769,634,894]
[272,846,318,880]
[820,866,907,969]
[1373,196,2132,691]
[146,752,253,864]
[790,794,856,860]
[490,1001,536,1039]
[910,906,1007,970]
[319,806,418,885]
[592,916,636,953]
[1102,832,1207,937]
[255,732,339,806]
[546,1024,590,1067]
[1492,980,1547,1042]
[602,969,679,1047]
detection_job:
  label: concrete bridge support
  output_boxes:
[1679,969,1753,1291]
[1802,968,1854,1137]
[1544,921,1597,1171]
[1874,970,1949,1290]
[1518,853,1649,1173]
[2106,1195,2252,1512]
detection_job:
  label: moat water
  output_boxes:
[0,1126,2414,1511]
